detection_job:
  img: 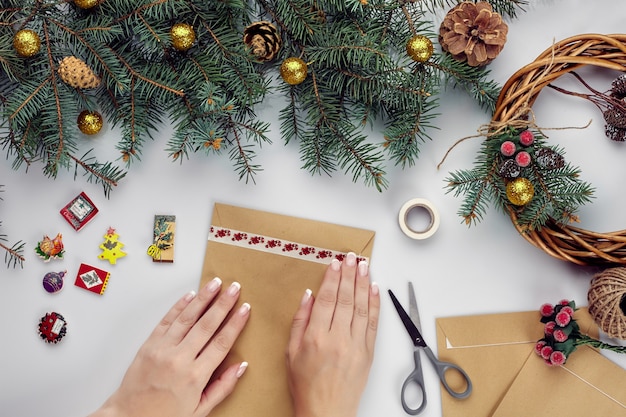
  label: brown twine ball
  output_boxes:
[588,267,626,339]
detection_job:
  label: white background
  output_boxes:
[1,1,625,416]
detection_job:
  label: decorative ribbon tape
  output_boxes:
[208,225,368,265]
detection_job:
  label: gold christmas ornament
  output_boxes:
[13,29,41,58]
[406,35,434,63]
[280,57,307,85]
[243,21,281,62]
[77,110,103,135]
[439,1,508,67]
[170,23,196,52]
[74,0,101,9]
[58,56,101,89]
[506,177,534,206]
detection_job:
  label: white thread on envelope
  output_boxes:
[561,365,626,408]
[446,337,535,349]
[208,225,369,265]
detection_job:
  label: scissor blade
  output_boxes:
[388,289,427,348]
[408,282,422,333]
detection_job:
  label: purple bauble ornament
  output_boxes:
[43,270,66,293]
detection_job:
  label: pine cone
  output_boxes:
[535,148,565,169]
[439,1,508,67]
[498,158,520,178]
[57,56,101,89]
[610,74,626,99]
[606,124,626,142]
[604,107,626,129]
[243,21,281,62]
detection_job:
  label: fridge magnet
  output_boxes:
[98,227,127,265]
[147,215,176,263]
[74,263,110,295]
[35,233,65,262]
[42,270,66,294]
[60,191,99,231]
[38,312,67,344]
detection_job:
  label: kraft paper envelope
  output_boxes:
[199,203,375,417]
[492,344,626,416]
[435,308,599,417]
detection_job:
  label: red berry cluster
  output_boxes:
[534,300,579,366]
[498,129,534,178]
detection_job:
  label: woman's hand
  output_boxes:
[286,252,380,417]
[89,278,250,417]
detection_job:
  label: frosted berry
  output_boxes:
[515,151,531,167]
[519,130,534,146]
[500,140,516,157]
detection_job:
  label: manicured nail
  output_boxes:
[346,252,357,266]
[239,302,251,315]
[358,260,369,276]
[371,282,380,296]
[207,277,222,293]
[236,361,249,378]
[330,259,341,271]
[301,288,312,306]
[227,281,241,296]
[182,290,196,303]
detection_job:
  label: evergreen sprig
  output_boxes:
[445,128,595,230]
[418,0,527,18]
[0,185,25,268]
[1,0,523,193]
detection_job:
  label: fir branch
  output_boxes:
[417,0,527,19]
[429,53,500,113]
[0,0,526,193]
[0,239,25,268]
[0,186,25,268]
[71,151,127,198]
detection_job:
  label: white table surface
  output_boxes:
[2,1,625,416]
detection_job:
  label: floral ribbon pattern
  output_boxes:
[208,226,368,265]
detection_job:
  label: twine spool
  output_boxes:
[588,267,626,339]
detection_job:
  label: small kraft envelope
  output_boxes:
[199,203,375,417]
[492,344,626,416]
[435,308,600,417]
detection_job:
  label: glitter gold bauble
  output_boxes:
[170,23,196,52]
[13,29,41,58]
[280,57,307,85]
[77,110,103,135]
[506,177,534,206]
[406,35,434,63]
[74,0,101,9]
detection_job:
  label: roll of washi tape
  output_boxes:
[398,198,440,240]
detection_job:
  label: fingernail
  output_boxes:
[239,302,251,315]
[358,260,369,276]
[330,259,341,271]
[301,288,312,306]
[371,282,380,296]
[182,290,196,303]
[236,361,248,378]
[346,252,357,266]
[207,277,222,293]
[228,281,241,296]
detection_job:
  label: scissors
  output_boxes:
[388,282,472,414]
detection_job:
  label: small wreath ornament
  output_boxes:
[446,34,626,266]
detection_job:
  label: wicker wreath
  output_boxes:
[493,34,626,266]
